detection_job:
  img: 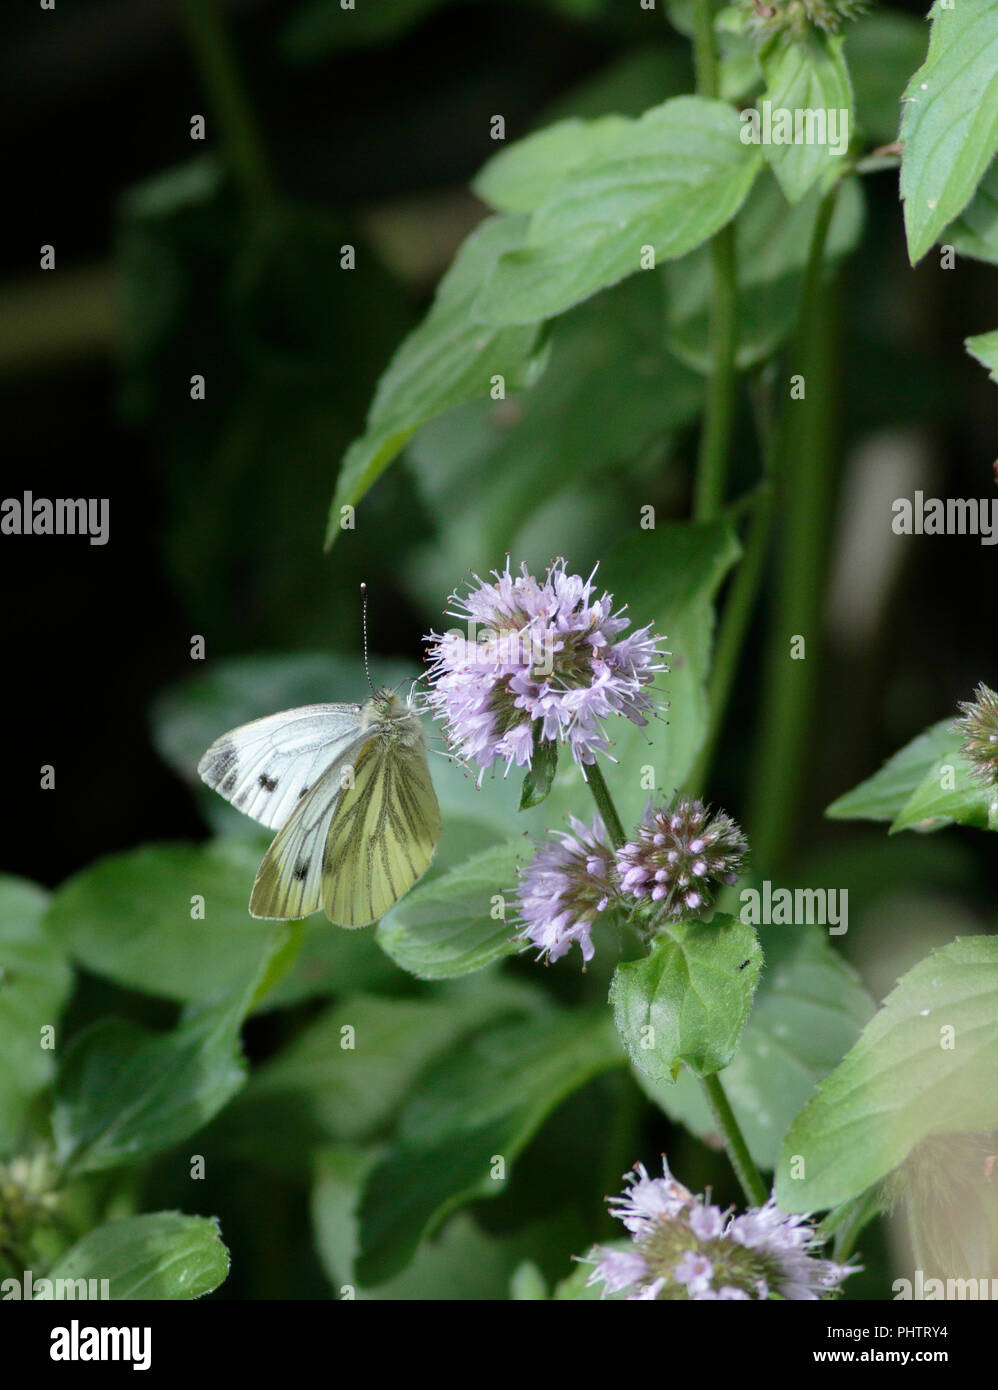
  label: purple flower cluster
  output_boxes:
[514,797,747,965]
[515,814,617,965]
[424,560,666,776]
[587,1162,858,1301]
[616,797,747,919]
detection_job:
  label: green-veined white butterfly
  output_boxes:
[198,628,441,926]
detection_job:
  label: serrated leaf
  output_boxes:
[52,1000,248,1176]
[776,936,998,1212]
[208,982,536,1173]
[0,876,71,1155]
[39,1213,229,1300]
[610,914,761,1082]
[945,159,998,263]
[325,215,546,544]
[825,719,958,824]
[966,328,998,383]
[900,0,998,264]
[403,274,703,599]
[474,96,761,327]
[757,32,853,204]
[891,747,997,835]
[639,927,875,1169]
[376,841,523,979]
[355,1008,623,1283]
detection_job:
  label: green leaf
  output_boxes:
[900,0,998,264]
[311,1146,548,1300]
[52,994,250,1175]
[826,718,996,834]
[46,838,285,1006]
[946,159,998,263]
[0,877,71,1155]
[825,719,959,823]
[844,11,928,145]
[966,328,998,384]
[610,914,761,1082]
[473,116,630,213]
[39,1213,229,1300]
[664,171,864,373]
[639,927,875,1169]
[209,983,535,1172]
[325,215,547,544]
[890,747,997,836]
[775,936,998,1212]
[757,32,853,204]
[474,96,761,327]
[376,842,524,980]
[403,274,703,603]
[519,733,559,811]
[355,1008,623,1283]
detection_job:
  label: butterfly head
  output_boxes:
[363,686,422,745]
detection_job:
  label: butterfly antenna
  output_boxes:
[360,582,375,693]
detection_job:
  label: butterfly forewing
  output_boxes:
[321,733,442,928]
[198,703,364,831]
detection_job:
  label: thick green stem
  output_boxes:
[178,0,276,205]
[691,0,720,99]
[690,2,737,520]
[684,480,774,795]
[745,185,841,871]
[699,1072,768,1207]
[694,225,738,520]
[585,762,627,849]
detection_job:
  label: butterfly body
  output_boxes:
[198,686,441,927]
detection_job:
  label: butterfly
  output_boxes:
[198,685,441,927]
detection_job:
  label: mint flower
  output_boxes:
[587,1162,858,1301]
[513,813,617,965]
[424,559,666,776]
[956,683,998,788]
[616,796,747,920]
[741,0,866,38]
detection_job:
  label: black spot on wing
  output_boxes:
[207,740,237,781]
[221,768,239,795]
[298,785,309,799]
[294,861,309,882]
[259,773,278,792]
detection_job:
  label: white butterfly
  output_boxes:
[198,687,441,927]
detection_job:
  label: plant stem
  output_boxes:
[699,1073,768,1206]
[691,0,720,99]
[690,2,737,520]
[585,762,627,849]
[745,184,841,871]
[178,0,276,206]
[694,225,738,520]
[684,479,774,795]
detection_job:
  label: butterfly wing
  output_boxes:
[321,731,442,928]
[198,703,364,831]
[248,728,371,921]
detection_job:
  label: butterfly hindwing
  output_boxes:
[248,729,371,920]
[198,703,364,831]
[321,732,442,928]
